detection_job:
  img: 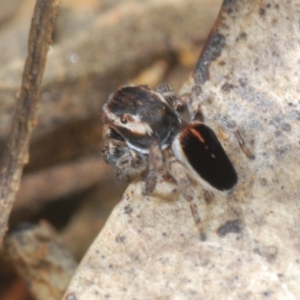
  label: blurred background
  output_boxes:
[0,0,221,299]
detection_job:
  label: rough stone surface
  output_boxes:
[63,1,300,299]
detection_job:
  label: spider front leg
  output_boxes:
[102,141,147,181]
[143,140,164,195]
[168,157,206,241]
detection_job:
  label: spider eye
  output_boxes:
[121,116,127,124]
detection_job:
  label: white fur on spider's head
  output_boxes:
[103,103,154,136]
[102,85,174,137]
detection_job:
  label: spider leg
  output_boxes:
[191,104,205,122]
[156,83,176,105]
[213,114,255,159]
[157,83,189,117]
[157,83,192,118]
[177,84,203,121]
[143,140,164,195]
[168,157,206,241]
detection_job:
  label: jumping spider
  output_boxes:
[102,84,253,240]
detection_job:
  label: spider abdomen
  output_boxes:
[172,122,238,192]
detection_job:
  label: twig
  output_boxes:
[0,0,60,243]
[14,156,112,211]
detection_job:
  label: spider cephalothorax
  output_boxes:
[102,84,253,240]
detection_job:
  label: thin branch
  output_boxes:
[0,0,60,243]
